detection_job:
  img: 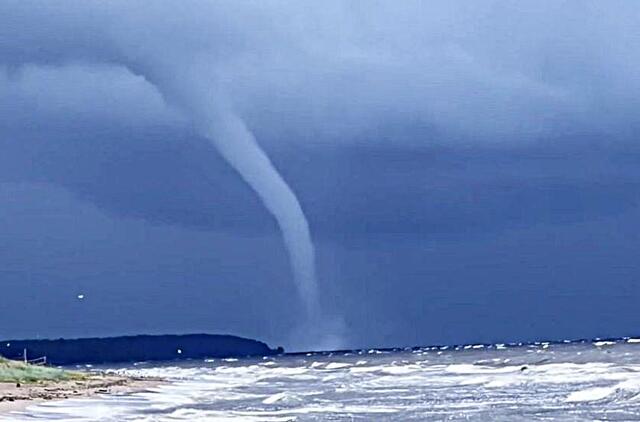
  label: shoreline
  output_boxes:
[0,373,163,414]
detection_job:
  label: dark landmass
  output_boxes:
[0,334,283,365]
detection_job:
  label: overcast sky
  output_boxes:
[1,1,640,350]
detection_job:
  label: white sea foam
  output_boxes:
[325,362,351,370]
[262,392,289,404]
[5,341,640,421]
[566,386,617,402]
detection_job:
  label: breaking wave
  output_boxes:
[4,337,640,420]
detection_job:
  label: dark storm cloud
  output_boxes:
[285,144,640,239]
[2,1,640,348]
[3,127,640,239]
[2,0,640,146]
[2,0,640,237]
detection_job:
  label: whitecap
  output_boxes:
[325,362,351,370]
[593,341,616,347]
[262,391,288,404]
[566,386,616,402]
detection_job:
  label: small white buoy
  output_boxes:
[77,294,84,300]
[177,349,182,354]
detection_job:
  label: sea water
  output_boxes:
[4,338,640,421]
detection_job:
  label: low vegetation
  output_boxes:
[0,356,86,383]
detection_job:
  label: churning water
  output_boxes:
[5,338,640,421]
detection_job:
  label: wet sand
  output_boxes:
[0,374,162,414]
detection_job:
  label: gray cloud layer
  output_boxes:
[2,1,640,348]
[3,1,640,145]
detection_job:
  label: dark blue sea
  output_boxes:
[4,338,640,421]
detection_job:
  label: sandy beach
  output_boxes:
[0,373,162,414]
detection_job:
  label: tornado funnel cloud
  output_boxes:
[202,111,320,319]
[123,62,322,329]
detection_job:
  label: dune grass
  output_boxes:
[0,356,86,383]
